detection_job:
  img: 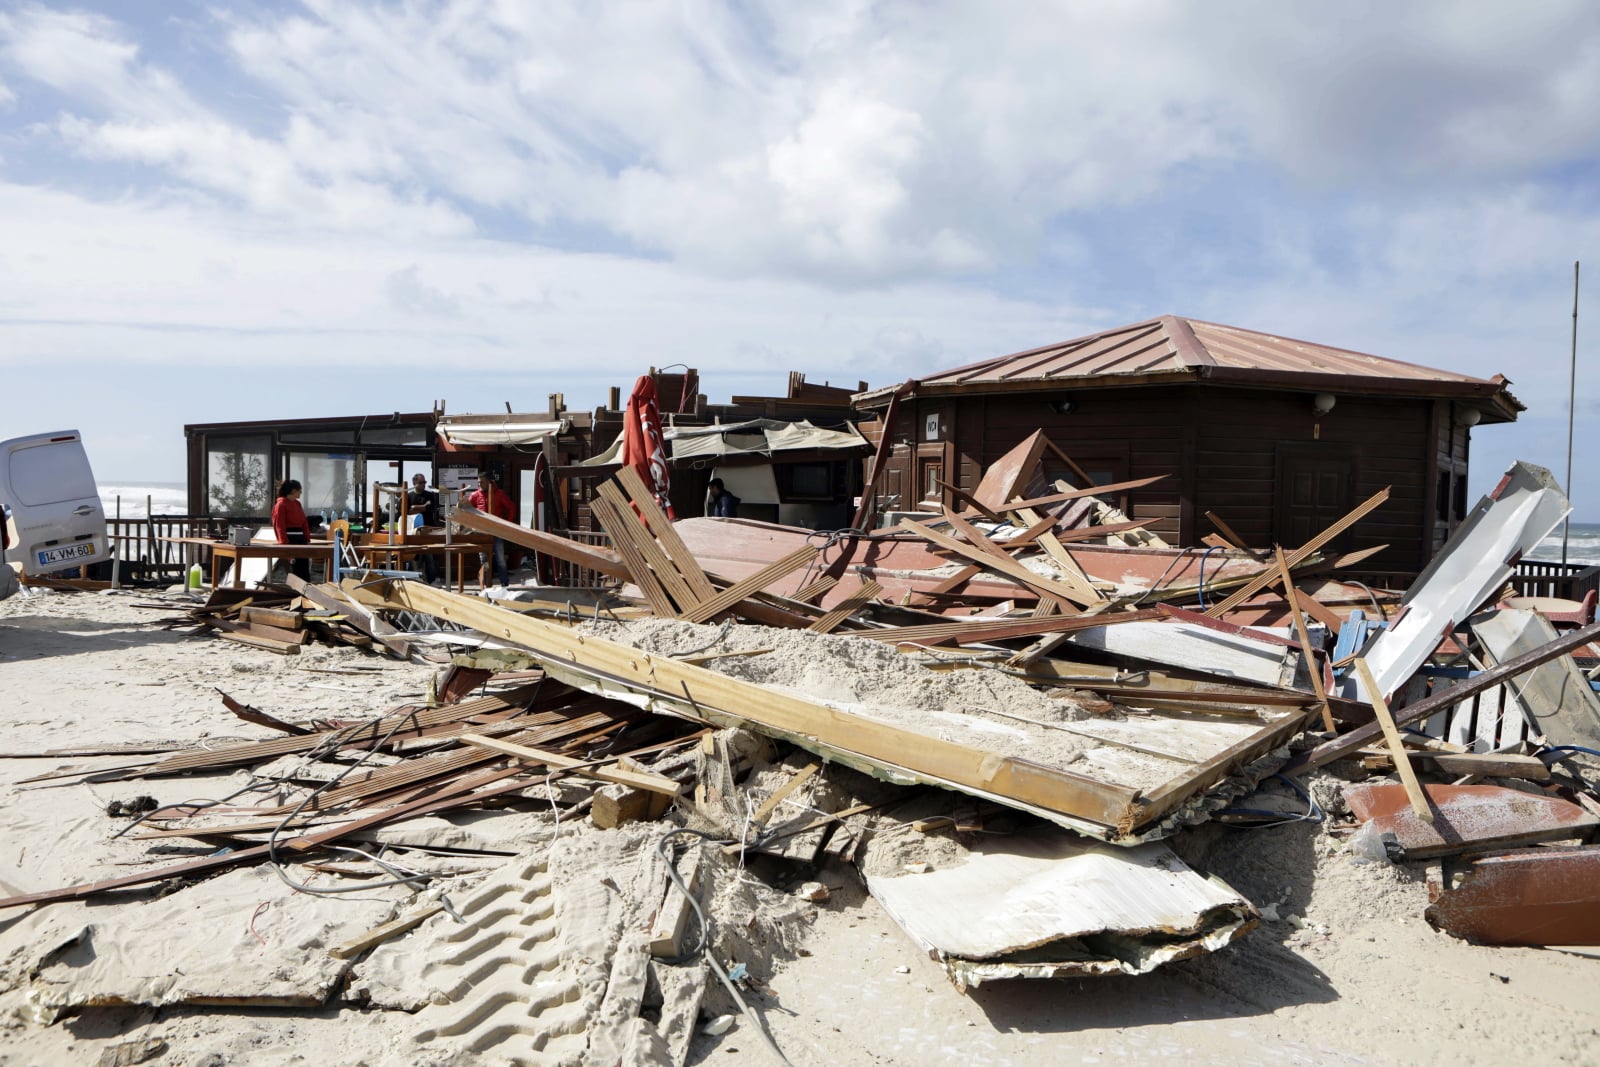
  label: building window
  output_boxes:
[206,434,273,517]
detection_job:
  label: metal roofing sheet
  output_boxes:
[918,315,1504,390]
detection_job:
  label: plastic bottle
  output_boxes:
[187,563,203,591]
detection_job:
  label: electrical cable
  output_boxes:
[1217,773,1323,829]
[1196,545,1220,611]
[654,828,794,1067]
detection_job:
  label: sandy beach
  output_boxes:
[2,585,1598,1066]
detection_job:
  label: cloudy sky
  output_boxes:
[1,1,1597,512]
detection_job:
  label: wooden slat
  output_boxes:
[791,575,838,605]
[898,518,1096,609]
[460,733,683,795]
[1277,546,1335,732]
[868,607,1163,648]
[590,494,679,615]
[806,581,883,634]
[1204,487,1391,618]
[615,466,718,602]
[596,481,698,612]
[451,504,628,579]
[679,546,820,624]
[995,475,1168,513]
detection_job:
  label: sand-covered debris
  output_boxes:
[582,617,1093,765]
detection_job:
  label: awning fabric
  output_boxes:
[436,417,570,447]
[666,420,867,461]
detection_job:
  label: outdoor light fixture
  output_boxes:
[1457,406,1483,428]
[1312,393,1337,416]
[1049,397,1077,415]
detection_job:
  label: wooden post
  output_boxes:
[1276,546,1335,732]
[1353,657,1433,822]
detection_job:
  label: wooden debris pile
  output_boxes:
[148,577,425,658]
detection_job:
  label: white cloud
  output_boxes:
[6,2,1600,283]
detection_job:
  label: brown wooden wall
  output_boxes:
[883,383,1449,581]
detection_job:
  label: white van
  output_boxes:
[1,431,110,594]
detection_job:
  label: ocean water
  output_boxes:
[1527,521,1600,567]
[98,482,189,519]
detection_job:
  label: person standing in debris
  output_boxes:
[272,478,313,582]
[405,473,441,584]
[706,477,740,518]
[469,470,513,587]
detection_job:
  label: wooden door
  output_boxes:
[1275,445,1356,548]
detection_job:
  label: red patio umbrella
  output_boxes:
[620,374,676,521]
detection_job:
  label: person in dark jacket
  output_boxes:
[706,478,740,518]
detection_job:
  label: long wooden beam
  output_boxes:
[996,475,1168,513]
[383,581,1144,832]
[451,505,629,580]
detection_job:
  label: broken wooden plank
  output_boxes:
[1277,546,1335,732]
[898,517,1094,609]
[806,581,883,634]
[1204,487,1391,618]
[615,465,720,603]
[1354,657,1433,822]
[451,504,628,579]
[679,545,819,624]
[994,475,1168,514]
[458,733,684,796]
[590,492,681,614]
[329,904,445,960]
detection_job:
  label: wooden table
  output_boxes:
[164,536,336,589]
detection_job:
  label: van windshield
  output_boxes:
[8,444,97,506]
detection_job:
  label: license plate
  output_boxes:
[38,542,96,567]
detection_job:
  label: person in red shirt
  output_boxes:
[271,479,313,582]
[468,471,513,587]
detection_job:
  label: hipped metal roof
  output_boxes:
[855,316,1524,421]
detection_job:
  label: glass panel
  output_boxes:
[206,435,272,517]
[287,453,359,521]
[359,426,431,447]
[280,430,357,444]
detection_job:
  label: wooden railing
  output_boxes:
[104,516,228,584]
[1511,559,1600,601]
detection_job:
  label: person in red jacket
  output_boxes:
[272,479,313,582]
[468,470,513,587]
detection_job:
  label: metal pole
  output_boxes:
[1563,260,1579,566]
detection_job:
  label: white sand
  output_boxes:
[1,587,1597,1066]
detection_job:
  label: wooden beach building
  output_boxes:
[852,315,1524,585]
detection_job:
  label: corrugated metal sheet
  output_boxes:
[865,829,1256,988]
